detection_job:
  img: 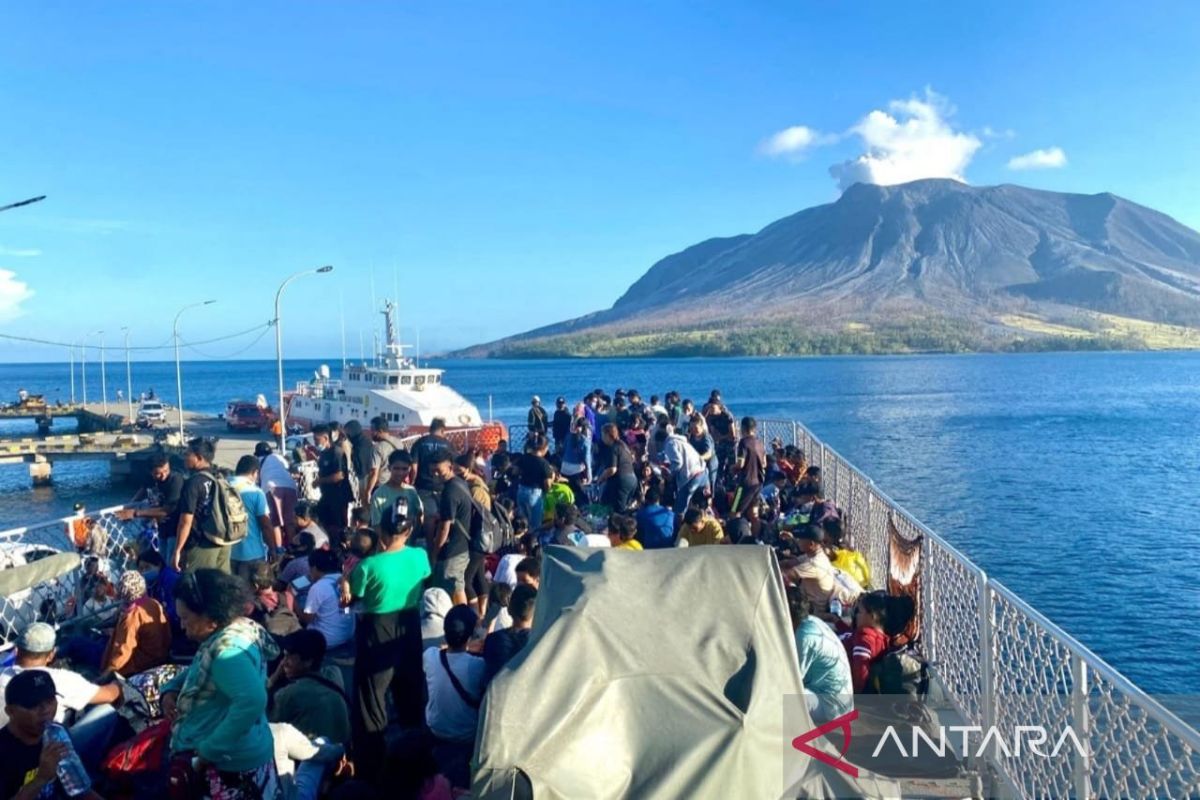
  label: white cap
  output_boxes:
[531,395,541,404]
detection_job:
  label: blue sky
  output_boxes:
[2,1,1198,362]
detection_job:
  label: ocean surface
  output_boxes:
[1,352,1198,694]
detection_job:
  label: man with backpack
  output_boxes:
[172,438,248,574]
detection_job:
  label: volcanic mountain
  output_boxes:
[462,179,1200,356]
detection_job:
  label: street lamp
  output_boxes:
[121,327,134,424]
[68,344,75,405]
[97,330,108,414]
[174,300,216,438]
[275,265,333,450]
[81,336,90,407]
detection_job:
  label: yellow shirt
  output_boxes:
[682,518,724,546]
[832,548,871,590]
[615,539,643,551]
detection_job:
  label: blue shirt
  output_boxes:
[794,616,853,721]
[635,504,676,549]
[230,476,270,562]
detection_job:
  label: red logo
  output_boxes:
[791,709,859,778]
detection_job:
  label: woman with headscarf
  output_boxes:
[161,569,281,800]
[100,569,172,677]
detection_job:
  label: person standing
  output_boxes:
[526,396,548,438]
[430,455,473,607]
[173,438,231,574]
[411,418,454,543]
[255,442,299,544]
[361,416,404,504]
[514,434,554,529]
[550,397,571,455]
[344,497,430,780]
[230,455,282,583]
[116,453,184,556]
[733,416,766,517]
[659,424,708,515]
[596,424,638,513]
[313,425,354,544]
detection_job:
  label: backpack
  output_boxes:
[199,471,249,546]
[467,496,500,554]
[490,502,517,553]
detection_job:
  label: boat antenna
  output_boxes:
[369,267,377,323]
[358,329,365,364]
[416,326,421,367]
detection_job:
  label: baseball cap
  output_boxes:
[555,396,566,406]
[531,395,540,404]
[17,622,56,654]
[254,442,274,456]
[73,502,85,512]
[5,669,57,709]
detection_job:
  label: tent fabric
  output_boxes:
[472,546,899,799]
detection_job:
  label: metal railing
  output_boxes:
[3,418,1198,798]
[0,506,143,650]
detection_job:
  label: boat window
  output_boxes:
[389,376,398,386]
[415,375,425,387]
[401,376,411,386]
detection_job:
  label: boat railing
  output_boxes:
[3,419,1197,797]
[292,380,344,399]
[0,506,142,652]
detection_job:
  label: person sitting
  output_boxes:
[269,630,351,747]
[0,670,102,800]
[483,583,513,634]
[787,586,852,723]
[514,557,540,590]
[482,585,537,684]
[635,486,675,549]
[161,569,279,797]
[841,592,891,693]
[0,623,121,773]
[294,501,330,550]
[420,588,454,651]
[101,570,171,678]
[780,524,861,614]
[492,528,532,587]
[604,513,642,550]
[300,550,355,652]
[279,531,319,611]
[824,518,871,590]
[536,504,586,549]
[678,507,724,547]
[423,606,486,789]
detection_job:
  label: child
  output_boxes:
[841,591,890,693]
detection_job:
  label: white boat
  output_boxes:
[285,301,505,449]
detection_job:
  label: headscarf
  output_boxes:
[117,570,147,603]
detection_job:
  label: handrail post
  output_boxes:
[978,581,996,766]
[921,533,935,665]
[1071,653,1092,799]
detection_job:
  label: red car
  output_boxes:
[227,402,275,432]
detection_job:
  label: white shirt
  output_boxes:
[303,574,355,649]
[300,522,329,550]
[583,533,611,548]
[423,648,486,742]
[258,453,297,492]
[493,553,525,588]
[0,666,99,726]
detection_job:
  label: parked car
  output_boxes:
[136,400,167,426]
[227,401,275,432]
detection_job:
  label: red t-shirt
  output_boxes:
[841,626,889,693]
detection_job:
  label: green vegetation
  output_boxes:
[484,316,1158,358]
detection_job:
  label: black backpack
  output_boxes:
[467,497,517,554]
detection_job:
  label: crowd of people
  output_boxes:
[2,386,906,800]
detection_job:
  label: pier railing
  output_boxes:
[4,419,1199,798]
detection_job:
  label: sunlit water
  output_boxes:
[2,352,1197,692]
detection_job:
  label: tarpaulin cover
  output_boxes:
[472,545,899,799]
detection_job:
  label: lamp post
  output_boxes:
[275,265,333,450]
[174,300,216,438]
[68,344,75,405]
[81,336,89,407]
[122,327,134,424]
[98,331,108,414]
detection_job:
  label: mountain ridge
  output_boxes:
[458,179,1200,357]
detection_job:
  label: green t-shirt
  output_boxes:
[348,546,430,614]
[370,484,423,528]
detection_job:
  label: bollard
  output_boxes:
[28,455,52,486]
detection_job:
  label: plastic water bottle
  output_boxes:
[43,723,91,797]
[829,597,843,619]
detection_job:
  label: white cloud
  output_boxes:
[829,90,982,191]
[0,270,33,322]
[759,125,837,160]
[0,246,41,257]
[1007,146,1067,170]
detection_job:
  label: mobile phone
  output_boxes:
[291,575,312,591]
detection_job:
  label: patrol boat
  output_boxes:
[285,301,504,448]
